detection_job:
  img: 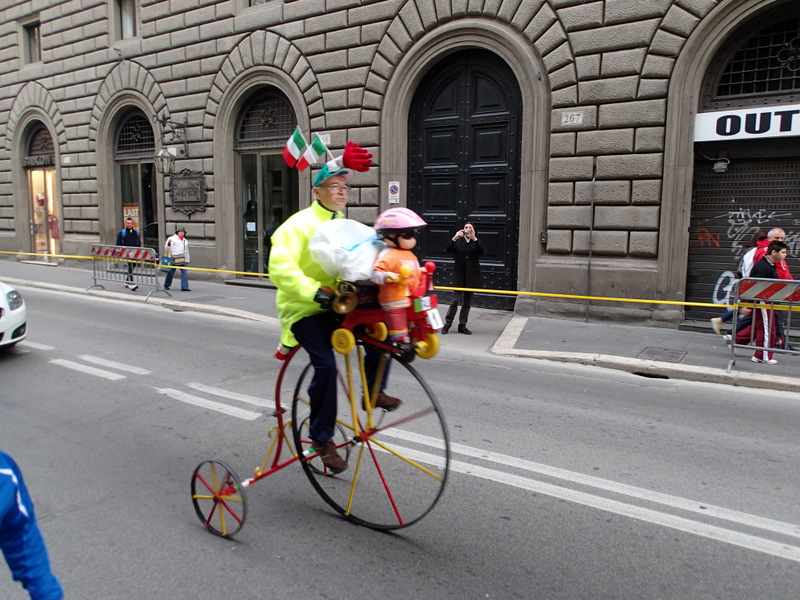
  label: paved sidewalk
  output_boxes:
[2,258,797,392]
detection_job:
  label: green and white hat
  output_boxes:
[313,160,354,187]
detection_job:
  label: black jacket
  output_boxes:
[750,256,778,280]
[117,227,141,247]
[445,237,485,288]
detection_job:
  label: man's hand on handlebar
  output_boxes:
[314,287,335,310]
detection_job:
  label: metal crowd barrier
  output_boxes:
[727,277,800,372]
[87,245,170,300]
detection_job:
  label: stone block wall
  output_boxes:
[0,0,723,293]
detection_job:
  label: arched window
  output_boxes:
[703,16,800,109]
[28,127,54,157]
[24,123,60,259]
[235,89,299,275]
[114,111,158,248]
[235,91,296,149]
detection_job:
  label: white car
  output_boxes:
[0,281,27,348]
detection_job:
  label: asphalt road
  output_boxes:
[2,288,799,599]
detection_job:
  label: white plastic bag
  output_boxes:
[310,219,384,281]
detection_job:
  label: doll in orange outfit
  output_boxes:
[371,208,427,345]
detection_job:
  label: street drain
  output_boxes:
[635,347,687,363]
[632,371,670,379]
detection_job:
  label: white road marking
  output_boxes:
[492,315,526,351]
[18,340,54,350]
[454,455,800,564]
[79,354,151,375]
[384,429,800,540]
[155,388,262,420]
[50,359,126,380]
[378,429,800,562]
[150,378,800,561]
[186,382,272,408]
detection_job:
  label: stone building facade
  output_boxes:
[1,0,798,323]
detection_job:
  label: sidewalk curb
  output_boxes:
[491,316,799,393]
[489,348,800,393]
[4,277,278,325]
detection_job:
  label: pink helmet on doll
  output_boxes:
[374,207,427,236]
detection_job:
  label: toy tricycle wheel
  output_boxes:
[191,459,247,538]
[415,332,439,359]
[366,322,388,341]
[331,328,356,354]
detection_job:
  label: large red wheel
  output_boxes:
[291,347,449,530]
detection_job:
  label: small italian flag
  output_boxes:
[325,156,342,172]
[296,134,328,171]
[282,127,307,168]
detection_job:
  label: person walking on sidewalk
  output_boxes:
[710,229,766,335]
[442,222,484,335]
[0,450,64,600]
[749,240,789,365]
[116,217,141,291]
[164,226,191,291]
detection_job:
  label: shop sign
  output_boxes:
[123,205,140,229]
[168,169,207,215]
[695,103,800,142]
[22,154,55,167]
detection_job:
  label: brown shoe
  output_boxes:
[377,391,402,410]
[363,391,402,412]
[310,439,348,473]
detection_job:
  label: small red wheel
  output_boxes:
[191,460,247,538]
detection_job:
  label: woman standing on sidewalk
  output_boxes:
[164,226,191,291]
[442,222,484,335]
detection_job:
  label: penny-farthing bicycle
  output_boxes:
[191,264,450,536]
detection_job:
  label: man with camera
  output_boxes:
[442,222,485,335]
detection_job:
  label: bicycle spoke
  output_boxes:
[292,349,449,530]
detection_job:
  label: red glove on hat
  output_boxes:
[342,141,373,172]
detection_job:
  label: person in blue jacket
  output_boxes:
[116,217,142,291]
[0,451,63,600]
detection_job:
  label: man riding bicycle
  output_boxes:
[268,164,401,473]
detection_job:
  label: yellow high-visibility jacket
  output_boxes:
[268,200,342,348]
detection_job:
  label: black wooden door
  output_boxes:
[408,50,522,310]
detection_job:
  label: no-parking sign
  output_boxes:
[388,181,400,204]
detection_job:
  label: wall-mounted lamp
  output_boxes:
[154,147,177,175]
[153,112,188,175]
[712,158,730,174]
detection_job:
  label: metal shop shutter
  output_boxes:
[685,156,800,321]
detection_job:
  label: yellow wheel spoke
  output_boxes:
[369,437,446,482]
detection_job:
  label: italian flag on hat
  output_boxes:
[282,126,308,168]
[296,134,328,171]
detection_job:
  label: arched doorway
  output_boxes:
[114,110,158,249]
[23,124,60,260]
[685,13,800,321]
[408,50,522,310]
[235,89,299,275]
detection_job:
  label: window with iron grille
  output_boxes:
[28,127,53,156]
[235,92,295,150]
[115,113,155,157]
[703,17,800,109]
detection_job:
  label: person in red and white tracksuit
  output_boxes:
[749,241,789,364]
